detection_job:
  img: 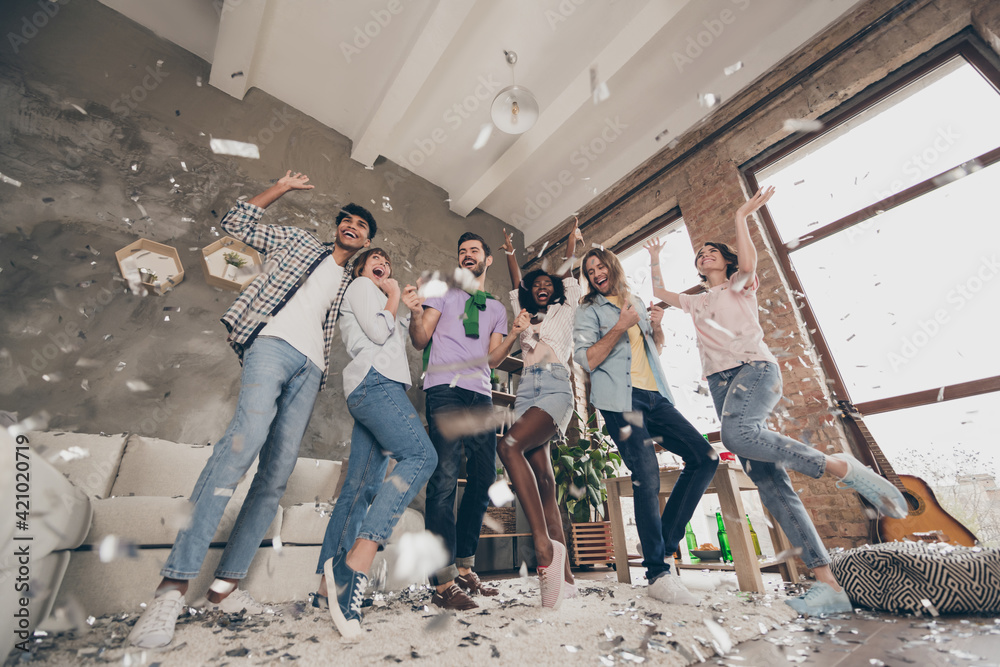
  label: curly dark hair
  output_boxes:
[518,270,566,315]
[337,203,377,241]
[695,242,739,282]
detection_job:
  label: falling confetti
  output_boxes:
[699,93,721,109]
[0,172,23,187]
[472,123,493,150]
[723,61,744,76]
[488,479,515,507]
[209,138,260,159]
[782,119,824,133]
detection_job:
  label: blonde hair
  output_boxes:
[581,248,631,305]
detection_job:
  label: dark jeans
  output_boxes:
[424,385,497,585]
[601,388,719,582]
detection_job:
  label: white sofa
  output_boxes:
[25,430,423,619]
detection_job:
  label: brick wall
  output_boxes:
[552,0,1000,553]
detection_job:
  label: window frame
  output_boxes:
[742,34,1000,417]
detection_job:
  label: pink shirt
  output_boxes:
[678,272,777,377]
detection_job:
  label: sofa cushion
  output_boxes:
[83,496,281,547]
[27,431,127,499]
[281,458,341,507]
[279,501,423,546]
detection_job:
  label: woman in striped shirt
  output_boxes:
[494,222,583,609]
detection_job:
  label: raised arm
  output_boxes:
[733,185,775,279]
[644,238,682,309]
[500,228,521,289]
[488,309,529,368]
[403,285,440,350]
[650,302,665,354]
[557,218,583,278]
[248,170,314,209]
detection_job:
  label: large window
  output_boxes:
[745,38,1000,545]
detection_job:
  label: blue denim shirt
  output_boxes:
[573,293,675,412]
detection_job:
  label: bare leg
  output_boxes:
[526,443,574,584]
[497,408,559,568]
[812,565,842,591]
[155,578,189,597]
[825,456,848,479]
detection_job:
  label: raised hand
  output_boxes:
[401,284,424,314]
[512,308,531,335]
[644,237,663,261]
[277,170,315,191]
[617,300,640,331]
[501,228,515,256]
[737,185,776,219]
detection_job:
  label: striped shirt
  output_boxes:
[508,276,582,367]
[219,201,353,390]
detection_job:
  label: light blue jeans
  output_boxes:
[316,368,437,573]
[162,336,322,580]
[708,360,830,569]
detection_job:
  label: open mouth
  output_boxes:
[462,259,477,268]
[342,229,359,240]
[536,290,550,300]
[595,275,608,288]
[372,266,386,278]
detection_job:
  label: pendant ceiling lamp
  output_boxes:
[490,50,538,135]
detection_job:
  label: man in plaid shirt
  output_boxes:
[129,171,375,649]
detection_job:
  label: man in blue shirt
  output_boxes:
[573,247,718,604]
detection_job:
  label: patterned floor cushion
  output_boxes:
[830,542,1000,614]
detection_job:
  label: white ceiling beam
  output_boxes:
[209,0,270,99]
[350,0,479,167]
[449,0,691,217]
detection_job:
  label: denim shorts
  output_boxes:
[513,363,573,434]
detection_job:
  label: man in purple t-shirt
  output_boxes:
[404,232,515,610]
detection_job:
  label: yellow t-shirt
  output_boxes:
[607,295,658,392]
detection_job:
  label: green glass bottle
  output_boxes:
[747,514,762,557]
[747,514,760,558]
[716,512,733,563]
[685,522,698,553]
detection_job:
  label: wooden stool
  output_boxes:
[604,461,800,592]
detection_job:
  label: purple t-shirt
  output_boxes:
[423,288,507,395]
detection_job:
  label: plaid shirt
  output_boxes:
[219,201,353,390]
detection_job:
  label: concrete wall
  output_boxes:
[0,0,519,462]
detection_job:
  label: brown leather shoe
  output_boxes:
[455,571,499,597]
[431,584,479,610]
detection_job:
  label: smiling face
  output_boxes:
[584,255,613,295]
[531,274,554,309]
[336,214,372,251]
[458,239,492,277]
[696,245,724,273]
[360,251,391,284]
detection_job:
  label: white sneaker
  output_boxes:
[198,588,272,614]
[648,574,699,605]
[128,589,185,648]
[538,540,567,609]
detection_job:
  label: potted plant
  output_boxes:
[222,251,247,281]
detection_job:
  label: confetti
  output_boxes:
[724,61,744,76]
[394,530,448,583]
[488,480,515,506]
[782,119,824,133]
[472,123,493,150]
[209,138,260,159]
[589,65,610,105]
[0,172,23,187]
[98,535,137,563]
[699,93,721,109]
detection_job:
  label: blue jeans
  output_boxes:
[424,386,496,585]
[162,337,321,580]
[708,361,830,568]
[602,388,718,582]
[315,368,437,573]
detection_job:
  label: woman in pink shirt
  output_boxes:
[647,186,907,617]
[494,222,583,610]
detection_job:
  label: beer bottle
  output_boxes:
[716,512,733,563]
[747,514,762,557]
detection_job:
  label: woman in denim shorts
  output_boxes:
[496,221,583,609]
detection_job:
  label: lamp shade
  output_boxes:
[490,85,539,135]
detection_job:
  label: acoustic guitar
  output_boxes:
[837,400,978,547]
